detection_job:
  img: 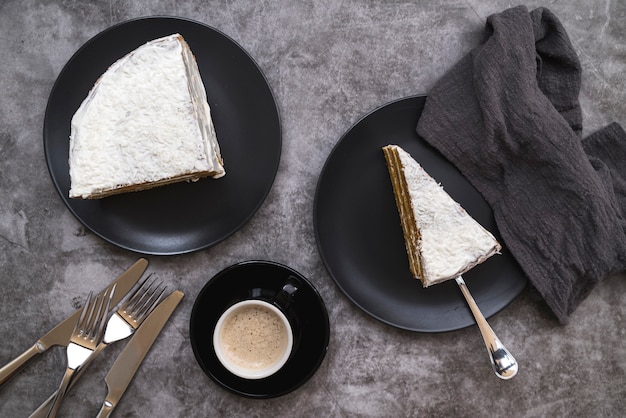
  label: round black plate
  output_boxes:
[314,96,527,332]
[43,17,281,255]
[189,261,330,399]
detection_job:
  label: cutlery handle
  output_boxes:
[44,367,74,418]
[95,400,114,418]
[29,391,56,418]
[455,276,518,380]
[0,343,43,387]
[30,343,108,418]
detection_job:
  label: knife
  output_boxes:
[0,258,149,387]
[95,290,184,418]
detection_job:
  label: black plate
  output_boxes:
[314,96,527,332]
[43,17,281,255]
[189,261,330,399]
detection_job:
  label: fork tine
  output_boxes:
[75,292,94,337]
[122,275,167,322]
[133,279,164,312]
[80,284,115,342]
[120,274,155,313]
[133,282,167,320]
[84,294,101,340]
[81,291,102,339]
[94,284,115,341]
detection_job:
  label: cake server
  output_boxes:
[0,258,148,387]
[95,289,184,418]
[455,275,518,379]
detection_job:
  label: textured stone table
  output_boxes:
[1,1,624,416]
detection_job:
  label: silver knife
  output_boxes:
[95,290,184,418]
[0,258,149,387]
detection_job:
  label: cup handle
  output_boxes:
[274,276,300,310]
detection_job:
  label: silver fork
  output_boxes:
[31,277,167,418]
[45,286,115,418]
[102,276,167,344]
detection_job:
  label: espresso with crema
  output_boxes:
[219,304,289,371]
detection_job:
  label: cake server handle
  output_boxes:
[455,276,518,380]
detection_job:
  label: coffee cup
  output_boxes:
[212,280,298,379]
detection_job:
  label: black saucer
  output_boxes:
[189,261,330,398]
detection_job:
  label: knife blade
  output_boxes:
[0,258,149,387]
[95,290,183,418]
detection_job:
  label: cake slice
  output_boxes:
[68,33,225,199]
[382,144,501,287]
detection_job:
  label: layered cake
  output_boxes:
[382,144,501,287]
[68,33,225,199]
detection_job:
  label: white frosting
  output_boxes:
[395,146,500,286]
[68,34,224,199]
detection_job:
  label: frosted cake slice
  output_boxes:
[382,144,501,287]
[69,33,224,199]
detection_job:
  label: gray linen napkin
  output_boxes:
[416,5,626,324]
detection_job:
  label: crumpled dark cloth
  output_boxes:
[416,5,626,324]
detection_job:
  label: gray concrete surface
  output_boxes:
[1,1,624,416]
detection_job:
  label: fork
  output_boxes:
[31,277,167,418]
[45,286,115,418]
[102,276,167,345]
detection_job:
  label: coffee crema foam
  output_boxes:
[220,305,289,370]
